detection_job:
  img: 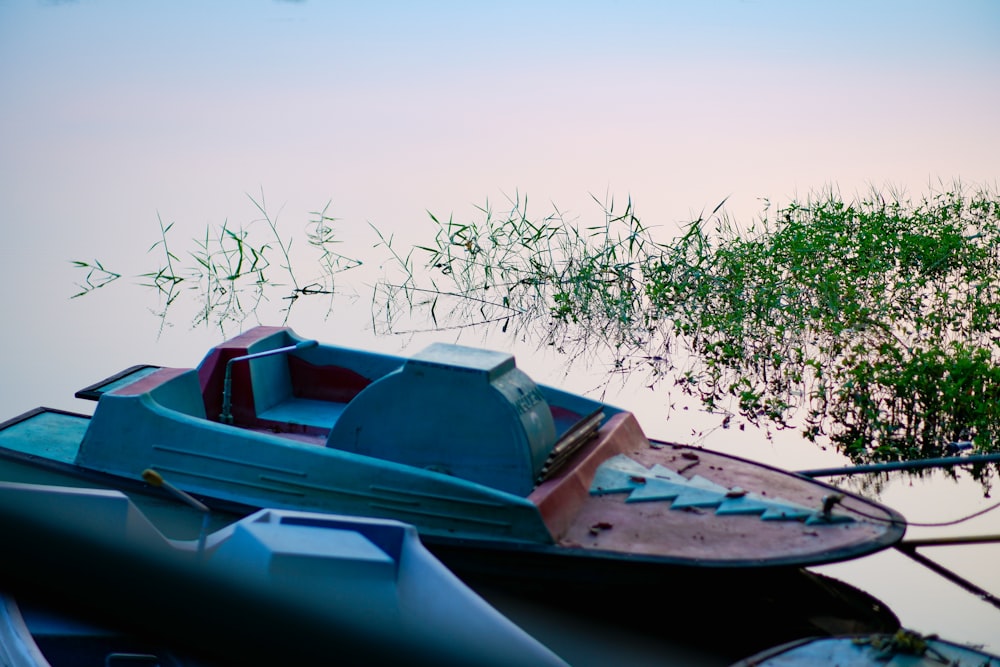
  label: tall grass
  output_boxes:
[72,192,362,333]
[382,183,1000,476]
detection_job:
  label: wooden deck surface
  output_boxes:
[532,413,903,567]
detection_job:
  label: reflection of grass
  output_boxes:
[70,182,1000,479]
[141,214,184,300]
[71,192,362,332]
[383,183,1000,481]
[70,259,121,298]
[376,192,654,344]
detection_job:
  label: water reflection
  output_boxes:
[68,188,1000,487]
[3,0,1000,659]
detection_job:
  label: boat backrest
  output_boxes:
[244,332,296,415]
[197,326,295,424]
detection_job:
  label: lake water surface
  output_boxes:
[1,1,998,663]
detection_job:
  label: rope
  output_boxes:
[837,495,1000,528]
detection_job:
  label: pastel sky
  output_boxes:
[2,0,997,254]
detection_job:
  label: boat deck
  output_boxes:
[0,408,85,465]
[561,444,898,565]
[530,412,904,567]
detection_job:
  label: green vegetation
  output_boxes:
[72,193,362,332]
[384,185,1000,475]
[72,184,1000,475]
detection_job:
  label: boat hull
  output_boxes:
[0,412,902,656]
[0,405,905,569]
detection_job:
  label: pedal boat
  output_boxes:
[0,326,906,586]
[0,481,567,667]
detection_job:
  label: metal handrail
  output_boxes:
[798,452,1000,478]
[219,339,318,424]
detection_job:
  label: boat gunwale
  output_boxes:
[0,403,907,569]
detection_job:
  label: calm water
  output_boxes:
[1,1,999,663]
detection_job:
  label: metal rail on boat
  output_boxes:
[219,339,318,424]
[798,452,1000,478]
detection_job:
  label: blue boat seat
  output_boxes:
[255,397,348,431]
[240,331,345,433]
[196,326,391,437]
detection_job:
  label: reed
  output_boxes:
[70,259,121,298]
[71,192,362,332]
[71,182,1000,475]
[385,183,1000,478]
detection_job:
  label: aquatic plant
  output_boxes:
[71,182,1000,473]
[384,183,1000,472]
[71,192,362,333]
[70,259,121,298]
